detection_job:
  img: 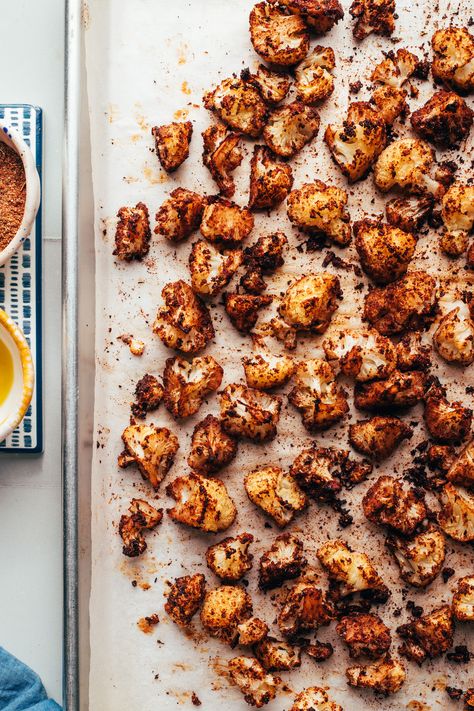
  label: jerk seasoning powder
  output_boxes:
[0,142,26,252]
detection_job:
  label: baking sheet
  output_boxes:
[85,1,474,708]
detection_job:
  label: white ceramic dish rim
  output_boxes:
[0,120,41,267]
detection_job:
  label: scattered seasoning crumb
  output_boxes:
[118,333,145,356]
[0,142,26,251]
[191,692,202,706]
[131,580,138,588]
[447,645,472,663]
[137,613,160,633]
[446,686,463,700]
[349,80,362,94]
[442,567,455,583]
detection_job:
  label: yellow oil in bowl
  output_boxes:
[0,338,14,406]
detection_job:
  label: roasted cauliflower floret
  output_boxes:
[189,240,242,297]
[237,617,270,646]
[202,124,243,198]
[350,0,395,40]
[441,183,474,255]
[248,145,294,210]
[241,232,288,294]
[371,48,420,89]
[279,273,341,333]
[206,533,254,582]
[162,355,223,419]
[220,384,282,442]
[337,613,391,659]
[119,499,163,557]
[278,580,335,637]
[349,416,412,461]
[346,657,406,694]
[433,295,474,365]
[371,84,408,126]
[354,219,416,285]
[323,329,397,382]
[154,188,205,243]
[290,687,342,711]
[131,374,164,419]
[243,337,296,390]
[317,539,389,601]
[259,533,307,590]
[166,473,237,533]
[303,640,334,663]
[153,280,215,353]
[290,445,372,499]
[411,91,473,147]
[118,424,179,490]
[249,2,309,67]
[386,195,434,234]
[164,573,206,627]
[263,101,320,158]
[295,46,336,105]
[396,332,432,371]
[244,465,307,527]
[374,138,454,199]
[324,102,386,182]
[200,585,252,644]
[431,27,474,94]
[363,475,426,535]
[254,638,301,670]
[264,316,298,350]
[271,0,343,33]
[437,482,474,542]
[204,77,267,138]
[386,524,446,588]
[452,576,474,621]
[354,369,426,411]
[113,202,151,261]
[242,64,291,105]
[188,414,238,475]
[225,294,273,334]
[287,181,351,246]
[424,384,472,444]
[363,271,437,336]
[228,656,280,708]
[201,198,254,246]
[447,439,474,489]
[288,359,349,432]
[152,121,192,172]
[397,605,454,665]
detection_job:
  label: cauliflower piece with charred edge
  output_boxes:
[166,473,237,533]
[441,183,474,256]
[131,374,164,419]
[287,181,351,246]
[242,64,291,105]
[243,336,296,390]
[206,533,254,582]
[264,101,320,158]
[424,383,472,444]
[349,415,412,461]
[354,219,416,285]
[290,687,342,711]
[237,617,269,646]
[188,414,238,475]
[270,0,344,34]
[396,332,432,371]
[200,585,253,644]
[152,121,193,173]
[164,573,206,627]
[264,317,298,350]
[433,295,474,365]
[371,84,407,125]
[431,27,474,94]
[228,656,280,708]
[249,2,310,67]
[189,240,242,297]
[289,359,349,432]
[295,47,336,105]
[290,445,372,498]
[154,188,205,243]
[204,77,267,138]
[113,202,151,261]
[337,613,391,659]
[346,657,406,694]
[119,499,163,557]
[244,465,307,527]
[254,638,301,670]
[220,384,282,442]
[259,532,307,590]
[452,576,474,621]
[225,294,273,334]
[323,329,397,382]
[350,0,395,40]
[447,439,474,489]
[241,232,288,294]
[386,195,434,234]
[371,48,421,89]
[278,580,335,637]
[153,280,215,354]
[248,145,294,210]
[279,273,341,333]
[362,475,426,535]
[162,355,223,419]
[437,482,474,542]
[411,91,473,147]
[316,539,389,601]
[201,198,254,246]
[118,424,179,490]
[397,605,454,665]
[202,124,243,198]
[354,369,426,411]
[386,524,446,588]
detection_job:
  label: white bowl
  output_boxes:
[0,121,40,266]
[0,308,34,443]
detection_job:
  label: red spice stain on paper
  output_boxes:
[173,108,189,121]
[143,165,167,185]
[106,104,119,124]
[181,81,191,95]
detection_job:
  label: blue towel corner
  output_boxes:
[0,648,61,711]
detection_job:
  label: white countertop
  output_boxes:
[0,0,64,703]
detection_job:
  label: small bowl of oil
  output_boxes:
[0,308,34,443]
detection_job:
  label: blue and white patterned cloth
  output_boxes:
[0,648,61,711]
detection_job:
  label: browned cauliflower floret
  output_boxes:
[289,359,349,432]
[113,202,151,261]
[386,195,434,234]
[244,465,307,527]
[295,46,336,105]
[202,124,243,198]
[152,121,192,172]
[349,415,412,461]
[395,331,432,371]
[350,0,395,40]
[200,585,252,644]
[447,439,474,489]
[325,102,386,182]
[204,77,267,138]
[354,219,416,285]
[279,273,341,333]
[317,539,389,601]
[363,271,437,336]
[287,181,351,246]
[118,424,179,490]
[354,369,426,411]
[243,337,296,390]
[237,617,270,646]
[397,605,454,665]
[424,383,472,444]
[206,533,254,582]
[374,138,454,199]
[201,198,254,246]
[302,640,334,663]
[278,579,335,637]
[371,48,420,89]
[249,2,309,67]
[323,329,397,382]
[242,64,291,105]
[437,482,474,542]
[225,294,273,334]
[153,280,215,354]
[427,443,457,473]
[263,101,320,158]
[164,573,206,626]
[189,240,242,297]
[452,576,474,621]
[290,687,342,711]
[346,657,406,694]
[248,145,294,210]
[162,355,223,419]
[220,384,282,442]
[166,473,237,533]
[270,0,344,34]
[264,317,298,350]
[411,91,473,147]
[154,188,205,243]
[228,656,280,708]
[371,84,407,126]
[241,232,288,294]
[131,374,164,419]
[119,499,162,557]
[290,445,372,500]
[254,638,301,670]
[259,533,307,590]
[362,475,426,535]
[432,27,474,94]
[441,183,474,256]
[386,524,446,588]
[433,294,474,365]
[337,613,391,659]
[188,414,238,475]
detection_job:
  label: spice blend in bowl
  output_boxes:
[0,142,27,252]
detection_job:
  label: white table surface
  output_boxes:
[0,0,64,703]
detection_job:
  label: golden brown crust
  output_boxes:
[290,445,371,501]
[349,416,412,461]
[350,0,395,40]
[316,538,389,601]
[152,121,193,172]
[206,533,254,582]
[279,273,341,333]
[271,0,344,33]
[346,656,406,694]
[437,482,474,542]
[243,336,296,390]
[249,2,310,67]
[113,202,151,261]
[354,219,416,284]
[228,656,281,708]
[278,580,335,637]
[241,232,288,293]
[337,613,391,659]
[452,575,474,621]
[295,46,336,105]
[287,181,351,246]
[248,145,294,210]
[242,64,291,105]
[290,687,342,711]
[411,91,473,147]
[386,524,446,588]
[118,424,179,490]
[200,585,253,644]
[202,124,243,198]
[397,605,454,664]
[162,355,223,419]
[362,475,426,535]
[254,638,301,671]
[220,384,282,442]
[258,532,307,589]
[323,329,397,382]
[166,473,237,533]
[187,414,238,475]
[225,293,273,334]
[155,188,205,242]
[244,465,307,526]
[119,499,163,557]
[153,280,215,354]
[288,359,349,432]
[432,27,474,94]
[263,102,320,158]
[447,439,474,488]
[189,240,243,297]
[424,383,472,444]
[164,573,206,626]
[200,198,254,246]
[204,77,267,137]
[354,369,426,411]
[395,332,432,371]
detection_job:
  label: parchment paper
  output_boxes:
[85,1,474,708]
